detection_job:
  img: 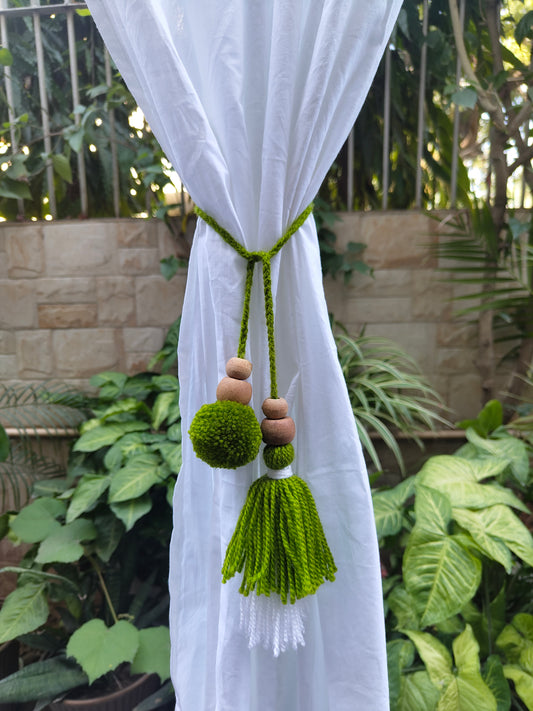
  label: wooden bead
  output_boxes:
[216,377,252,405]
[226,357,252,380]
[261,416,295,445]
[262,397,288,419]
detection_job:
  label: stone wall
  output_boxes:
[0,212,492,418]
[0,219,186,389]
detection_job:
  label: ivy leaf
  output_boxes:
[130,627,170,681]
[10,498,66,543]
[36,519,97,564]
[66,620,139,684]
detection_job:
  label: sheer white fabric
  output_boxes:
[86,1,402,709]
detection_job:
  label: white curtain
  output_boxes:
[86,1,403,709]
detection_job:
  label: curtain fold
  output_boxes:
[86,1,403,708]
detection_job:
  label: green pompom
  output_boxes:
[263,443,294,470]
[189,400,262,469]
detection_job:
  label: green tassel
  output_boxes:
[221,474,336,604]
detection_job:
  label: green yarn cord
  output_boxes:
[195,204,313,398]
[221,474,336,603]
[195,205,337,606]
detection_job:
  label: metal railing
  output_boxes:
[0,0,530,219]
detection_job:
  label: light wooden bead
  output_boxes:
[216,377,252,405]
[261,416,295,445]
[225,357,253,380]
[262,397,288,419]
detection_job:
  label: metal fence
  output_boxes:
[0,0,531,220]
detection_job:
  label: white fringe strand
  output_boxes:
[240,593,306,656]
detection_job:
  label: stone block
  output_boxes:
[97,277,136,326]
[117,220,158,248]
[118,248,160,275]
[411,271,453,320]
[350,269,413,298]
[16,331,53,378]
[364,322,438,375]
[345,297,412,324]
[0,354,17,378]
[123,327,165,352]
[0,330,15,354]
[437,347,477,375]
[53,329,119,377]
[36,277,96,304]
[125,352,157,373]
[6,225,44,277]
[38,304,98,329]
[361,212,437,269]
[0,281,36,328]
[135,275,186,326]
[44,222,117,276]
[448,373,483,420]
[437,322,477,348]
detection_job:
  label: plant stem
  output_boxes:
[88,554,119,624]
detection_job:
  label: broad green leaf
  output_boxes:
[98,398,147,420]
[66,619,139,684]
[11,498,66,543]
[0,423,9,461]
[404,630,453,688]
[66,474,110,523]
[0,657,88,703]
[0,177,32,200]
[454,624,482,675]
[108,453,168,503]
[388,639,416,707]
[156,442,182,474]
[398,671,440,711]
[73,422,150,452]
[466,430,529,485]
[458,401,503,437]
[454,505,533,568]
[515,10,533,45]
[404,529,482,627]
[36,518,97,564]
[418,456,527,511]
[415,487,451,535]
[438,673,497,711]
[51,154,72,183]
[502,665,533,709]
[151,374,179,392]
[130,626,170,681]
[110,493,152,531]
[93,512,124,562]
[497,614,533,673]
[151,391,174,430]
[388,585,421,630]
[167,422,182,442]
[372,477,415,539]
[484,656,511,711]
[0,582,48,643]
[452,508,512,571]
[166,477,176,507]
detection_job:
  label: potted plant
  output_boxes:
[0,370,181,709]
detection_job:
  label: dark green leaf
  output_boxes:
[0,423,9,461]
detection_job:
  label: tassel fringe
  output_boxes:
[240,593,306,656]
[222,474,336,603]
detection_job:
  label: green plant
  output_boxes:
[0,369,181,707]
[335,327,448,474]
[0,382,87,511]
[375,400,533,710]
[435,205,533,405]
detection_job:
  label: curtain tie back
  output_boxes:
[190,203,336,656]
